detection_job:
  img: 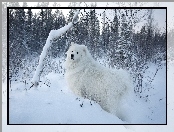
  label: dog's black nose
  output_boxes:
[71,54,74,59]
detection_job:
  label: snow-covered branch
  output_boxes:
[31,9,80,87]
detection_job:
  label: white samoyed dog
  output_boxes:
[64,42,133,122]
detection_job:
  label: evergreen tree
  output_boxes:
[108,9,120,68]
[9,9,28,76]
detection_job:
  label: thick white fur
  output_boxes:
[64,43,133,122]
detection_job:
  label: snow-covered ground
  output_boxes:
[9,72,123,124]
[2,58,174,131]
[3,57,166,123]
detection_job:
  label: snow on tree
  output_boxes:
[8,7,166,92]
[31,9,80,87]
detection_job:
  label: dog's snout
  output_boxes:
[71,54,74,59]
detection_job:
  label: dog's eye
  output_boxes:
[77,52,78,54]
[72,51,73,52]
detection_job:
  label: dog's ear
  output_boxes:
[82,45,87,54]
[71,42,75,46]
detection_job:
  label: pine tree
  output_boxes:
[108,9,120,68]
[9,9,28,77]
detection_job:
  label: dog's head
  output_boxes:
[66,42,87,63]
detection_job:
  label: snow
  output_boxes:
[9,58,124,124]
[72,9,80,24]
[31,22,74,86]
[1,6,170,130]
[49,22,73,40]
[3,1,174,131]
[9,73,121,124]
[4,57,167,123]
[31,9,80,87]
[3,58,174,131]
